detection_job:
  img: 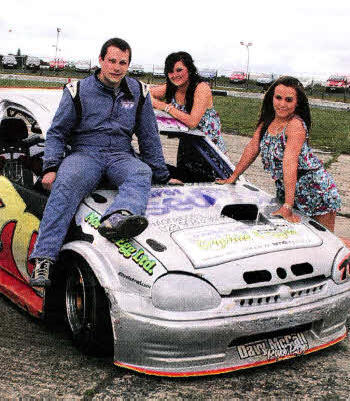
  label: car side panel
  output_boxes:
[0,176,44,317]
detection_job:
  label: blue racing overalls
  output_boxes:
[31,70,169,261]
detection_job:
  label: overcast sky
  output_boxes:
[2,0,350,79]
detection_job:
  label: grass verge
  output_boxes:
[214,96,350,155]
[0,78,64,88]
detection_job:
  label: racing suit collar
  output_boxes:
[94,69,133,99]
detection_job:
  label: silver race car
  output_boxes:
[0,88,349,377]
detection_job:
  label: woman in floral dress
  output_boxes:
[150,51,226,182]
[217,76,341,232]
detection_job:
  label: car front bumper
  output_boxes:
[111,289,350,376]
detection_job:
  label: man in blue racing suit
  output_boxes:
[30,37,169,287]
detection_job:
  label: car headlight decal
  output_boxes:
[152,273,221,312]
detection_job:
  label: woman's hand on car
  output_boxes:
[271,205,301,223]
[216,175,238,185]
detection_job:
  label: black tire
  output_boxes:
[65,257,113,356]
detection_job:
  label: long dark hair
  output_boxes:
[257,76,311,140]
[164,51,203,113]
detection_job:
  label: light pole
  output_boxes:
[52,45,62,70]
[8,28,13,54]
[240,41,253,86]
[55,27,61,62]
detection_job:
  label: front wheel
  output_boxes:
[65,257,113,356]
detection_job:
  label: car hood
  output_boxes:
[82,182,326,270]
[81,182,345,294]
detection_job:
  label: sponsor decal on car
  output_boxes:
[118,271,151,288]
[237,332,309,361]
[152,212,221,232]
[147,187,217,216]
[173,221,322,267]
[85,212,156,274]
[115,239,156,275]
[196,227,298,250]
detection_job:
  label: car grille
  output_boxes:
[230,276,327,308]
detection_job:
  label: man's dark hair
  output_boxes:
[100,38,132,63]
[164,51,203,113]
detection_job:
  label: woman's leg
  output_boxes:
[313,211,336,232]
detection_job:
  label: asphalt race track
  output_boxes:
[0,133,350,399]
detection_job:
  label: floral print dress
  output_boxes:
[259,118,341,216]
[171,100,227,182]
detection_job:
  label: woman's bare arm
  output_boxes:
[216,124,262,184]
[150,82,212,129]
[271,117,306,222]
[149,84,167,110]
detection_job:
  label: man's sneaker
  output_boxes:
[98,211,148,241]
[29,258,53,287]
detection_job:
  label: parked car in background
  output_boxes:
[298,77,314,90]
[325,75,349,92]
[229,71,247,84]
[49,59,66,71]
[256,73,278,90]
[199,68,217,81]
[74,60,91,73]
[65,60,75,69]
[2,55,17,69]
[153,66,165,78]
[25,56,41,71]
[129,64,145,76]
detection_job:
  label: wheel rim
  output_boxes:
[65,265,87,335]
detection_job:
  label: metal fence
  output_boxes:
[0,54,92,71]
[1,55,349,102]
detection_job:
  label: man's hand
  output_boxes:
[42,171,57,191]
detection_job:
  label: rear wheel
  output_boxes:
[65,257,113,356]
